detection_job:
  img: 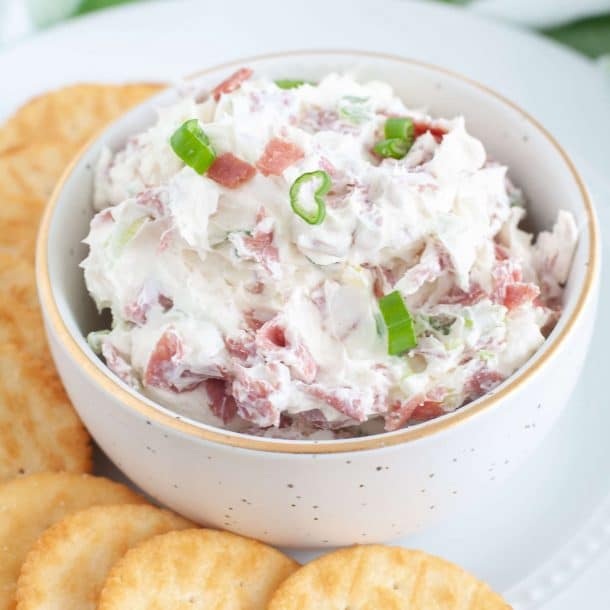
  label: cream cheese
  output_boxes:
[82,71,577,437]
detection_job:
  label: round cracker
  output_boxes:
[0,252,90,479]
[0,145,71,211]
[0,473,145,610]
[0,84,162,146]
[0,82,162,276]
[0,342,91,479]
[267,545,511,610]
[16,504,193,610]
[0,84,162,243]
[0,83,163,203]
[0,83,162,480]
[98,529,299,610]
[0,255,44,355]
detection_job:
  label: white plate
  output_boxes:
[2,1,609,608]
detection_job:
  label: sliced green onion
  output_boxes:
[170,119,216,174]
[338,95,370,124]
[373,117,415,160]
[428,314,456,336]
[275,79,311,89]
[378,291,417,355]
[289,170,331,225]
[508,186,525,208]
[384,117,415,146]
[112,216,147,256]
[374,312,385,337]
[373,138,409,160]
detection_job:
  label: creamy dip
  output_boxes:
[82,69,577,439]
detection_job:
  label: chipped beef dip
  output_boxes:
[82,68,578,439]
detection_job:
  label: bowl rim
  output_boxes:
[36,49,599,454]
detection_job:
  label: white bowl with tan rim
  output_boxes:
[36,50,600,547]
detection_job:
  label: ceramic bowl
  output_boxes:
[36,51,599,547]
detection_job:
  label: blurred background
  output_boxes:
[1,0,609,71]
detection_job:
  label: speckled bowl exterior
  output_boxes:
[37,51,599,547]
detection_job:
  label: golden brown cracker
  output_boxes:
[0,83,163,244]
[267,545,511,610]
[0,251,89,479]
[0,145,69,208]
[0,83,162,160]
[0,83,163,479]
[0,254,49,356]
[0,216,40,261]
[0,472,145,610]
[16,504,193,610]
[0,251,90,478]
[0,342,91,479]
[98,528,299,610]
[0,84,162,224]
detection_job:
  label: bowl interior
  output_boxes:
[44,51,593,440]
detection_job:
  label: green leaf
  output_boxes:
[75,0,144,16]
[27,0,81,27]
[542,14,610,59]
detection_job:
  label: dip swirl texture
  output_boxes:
[82,70,577,439]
